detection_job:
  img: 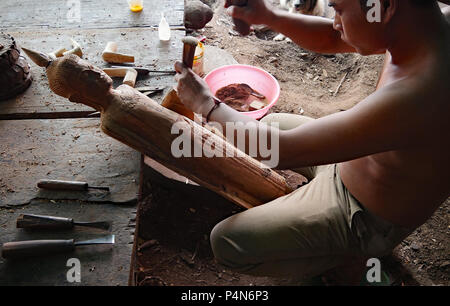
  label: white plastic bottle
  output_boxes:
[158,13,171,41]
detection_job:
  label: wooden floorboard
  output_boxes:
[0,118,141,207]
[0,0,184,31]
[0,28,183,118]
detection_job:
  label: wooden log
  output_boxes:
[0,33,32,101]
[22,51,293,209]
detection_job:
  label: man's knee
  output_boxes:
[210,219,255,271]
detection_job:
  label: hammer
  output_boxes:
[160,37,199,119]
[180,36,199,69]
[226,0,251,36]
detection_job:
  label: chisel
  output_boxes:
[16,214,112,231]
[110,65,176,75]
[37,179,110,192]
[1,235,115,259]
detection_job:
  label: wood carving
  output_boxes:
[22,48,293,209]
[0,33,33,101]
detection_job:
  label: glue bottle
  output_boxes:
[158,13,171,41]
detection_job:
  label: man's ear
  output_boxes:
[381,0,398,24]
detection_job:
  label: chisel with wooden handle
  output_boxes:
[110,65,176,75]
[1,235,115,259]
[37,179,110,192]
[161,36,199,120]
[16,214,112,231]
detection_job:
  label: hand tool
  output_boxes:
[16,214,112,231]
[110,65,176,76]
[226,0,250,36]
[37,179,110,192]
[161,36,199,120]
[1,235,115,259]
[134,86,166,93]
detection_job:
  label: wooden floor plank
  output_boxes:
[0,200,136,286]
[0,0,184,31]
[0,28,183,117]
[0,118,140,207]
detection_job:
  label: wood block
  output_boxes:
[249,100,266,111]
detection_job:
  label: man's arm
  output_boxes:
[267,10,356,54]
[176,60,423,169]
[226,0,356,54]
[276,82,424,169]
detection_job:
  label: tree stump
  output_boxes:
[0,33,33,101]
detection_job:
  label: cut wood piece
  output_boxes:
[0,33,33,101]
[102,41,135,64]
[23,51,293,209]
[63,38,83,57]
[48,47,67,60]
[103,68,138,88]
[249,100,266,111]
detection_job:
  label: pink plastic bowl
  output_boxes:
[204,64,280,120]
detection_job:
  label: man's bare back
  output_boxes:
[341,30,450,228]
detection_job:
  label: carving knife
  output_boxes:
[1,235,115,259]
[16,214,112,231]
[110,65,176,75]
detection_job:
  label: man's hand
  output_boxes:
[174,61,214,115]
[225,0,276,26]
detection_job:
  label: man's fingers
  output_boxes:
[174,60,186,74]
[226,6,246,20]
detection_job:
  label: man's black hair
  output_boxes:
[359,0,435,11]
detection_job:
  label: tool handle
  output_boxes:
[16,214,74,230]
[229,0,250,36]
[37,180,88,191]
[182,37,199,69]
[1,239,75,259]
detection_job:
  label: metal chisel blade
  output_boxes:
[74,235,115,246]
[74,221,112,231]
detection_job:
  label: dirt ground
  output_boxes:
[134,1,449,286]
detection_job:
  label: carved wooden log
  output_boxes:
[22,51,292,209]
[0,33,32,101]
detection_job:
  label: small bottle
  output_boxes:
[158,13,171,41]
[193,42,205,77]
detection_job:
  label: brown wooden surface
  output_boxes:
[0,0,184,31]
[0,200,136,286]
[0,118,141,207]
[0,28,183,118]
[0,0,184,286]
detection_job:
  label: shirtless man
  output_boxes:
[174,0,450,282]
